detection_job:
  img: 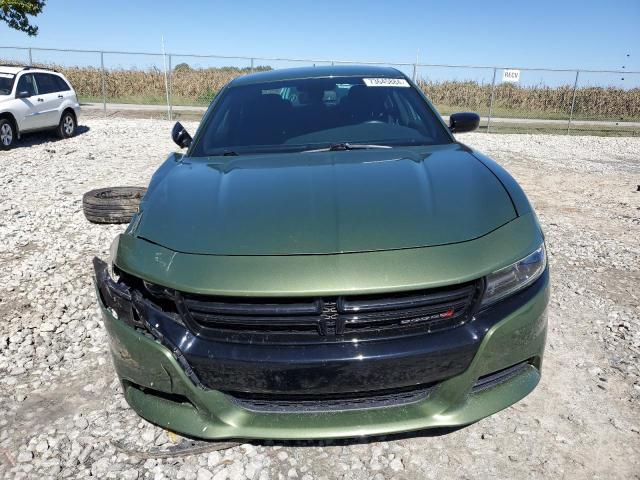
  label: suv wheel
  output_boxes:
[57,111,76,139]
[0,119,15,150]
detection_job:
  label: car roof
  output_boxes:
[0,65,61,75]
[0,66,24,74]
[229,65,406,87]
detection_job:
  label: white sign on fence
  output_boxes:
[502,69,521,83]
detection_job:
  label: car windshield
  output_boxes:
[0,73,16,95]
[190,76,452,156]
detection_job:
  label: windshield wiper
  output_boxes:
[206,150,240,156]
[303,143,393,153]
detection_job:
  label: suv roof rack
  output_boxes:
[23,65,57,72]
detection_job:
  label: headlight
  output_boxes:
[481,244,546,307]
[107,236,121,281]
[93,257,134,325]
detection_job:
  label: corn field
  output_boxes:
[62,65,640,120]
[60,63,640,119]
[3,57,640,122]
[62,65,269,105]
[418,80,640,119]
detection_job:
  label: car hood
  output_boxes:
[135,144,517,255]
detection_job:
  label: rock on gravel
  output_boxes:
[0,118,639,479]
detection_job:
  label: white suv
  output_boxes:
[0,65,81,150]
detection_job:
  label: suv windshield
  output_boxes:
[191,76,451,156]
[0,73,16,95]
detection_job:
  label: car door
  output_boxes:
[13,73,44,131]
[53,75,73,102]
[34,73,65,128]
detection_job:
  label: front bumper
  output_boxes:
[96,261,549,440]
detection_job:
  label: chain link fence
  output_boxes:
[1,46,639,136]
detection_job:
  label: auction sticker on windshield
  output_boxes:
[0,73,15,78]
[363,78,410,87]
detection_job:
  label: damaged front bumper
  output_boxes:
[94,256,549,440]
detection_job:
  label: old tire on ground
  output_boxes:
[83,187,147,224]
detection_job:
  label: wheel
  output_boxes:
[82,187,147,224]
[0,119,16,150]
[57,111,77,139]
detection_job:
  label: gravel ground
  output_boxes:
[0,118,638,479]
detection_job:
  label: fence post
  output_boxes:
[250,58,254,73]
[487,67,497,133]
[100,51,106,116]
[28,48,32,65]
[567,70,580,135]
[168,54,173,121]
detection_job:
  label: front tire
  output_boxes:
[57,111,77,139]
[0,119,16,150]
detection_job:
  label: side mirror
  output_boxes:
[171,122,193,149]
[16,91,31,99]
[449,112,480,133]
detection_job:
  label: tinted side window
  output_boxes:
[35,73,60,94]
[0,73,16,95]
[54,75,71,92]
[16,74,37,96]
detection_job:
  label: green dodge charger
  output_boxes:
[94,65,549,440]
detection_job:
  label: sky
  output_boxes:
[0,0,639,85]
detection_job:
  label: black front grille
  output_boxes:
[172,280,482,343]
[225,383,437,413]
